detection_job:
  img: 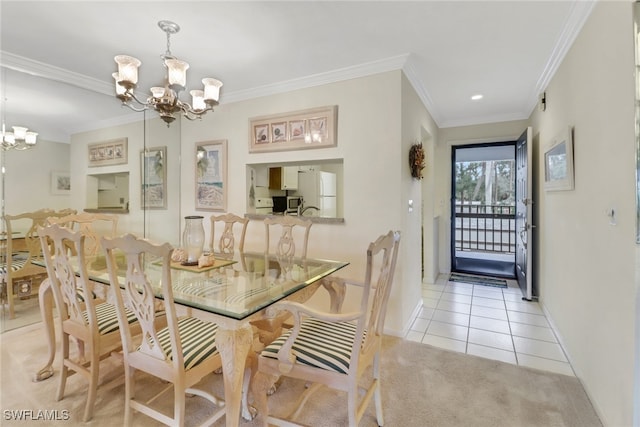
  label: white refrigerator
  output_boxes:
[297,171,337,217]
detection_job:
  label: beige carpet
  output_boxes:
[0,322,602,427]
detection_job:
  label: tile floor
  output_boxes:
[405,274,575,376]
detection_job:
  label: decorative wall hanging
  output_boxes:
[51,171,70,195]
[195,140,227,211]
[141,146,167,209]
[249,105,337,153]
[409,142,425,179]
[88,138,128,167]
[544,126,574,191]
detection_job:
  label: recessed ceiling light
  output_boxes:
[471,94,483,101]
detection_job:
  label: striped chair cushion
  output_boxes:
[173,277,228,298]
[261,318,364,375]
[224,288,268,306]
[82,302,137,335]
[153,317,218,370]
[0,259,27,281]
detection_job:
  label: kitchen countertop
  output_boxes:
[245,213,345,224]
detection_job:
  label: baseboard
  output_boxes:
[539,300,609,427]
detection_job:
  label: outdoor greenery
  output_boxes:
[455,160,515,205]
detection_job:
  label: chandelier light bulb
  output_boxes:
[25,132,38,145]
[114,55,141,89]
[190,90,205,111]
[12,126,27,140]
[202,78,223,103]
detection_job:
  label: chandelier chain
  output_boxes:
[165,30,172,58]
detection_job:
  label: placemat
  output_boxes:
[168,258,236,273]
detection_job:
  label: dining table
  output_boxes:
[33,250,348,427]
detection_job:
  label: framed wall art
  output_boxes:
[88,137,128,167]
[51,170,71,195]
[141,146,167,209]
[544,126,574,191]
[249,105,338,153]
[195,140,227,211]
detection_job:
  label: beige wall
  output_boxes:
[3,140,71,215]
[529,2,637,426]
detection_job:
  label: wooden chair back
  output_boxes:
[358,230,401,360]
[263,215,312,260]
[209,213,248,255]
[1,208,75,318]
[102,233,174,366]
[47,212,118,257]
[37,223,94,331]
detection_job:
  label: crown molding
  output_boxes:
[532,0,596,102]
[401,56,442,126]
[222,54,412,104]
[1,51,113,96]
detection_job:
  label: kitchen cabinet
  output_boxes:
[269,167,298,190]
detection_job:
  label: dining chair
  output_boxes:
[38,223,139,422]
[101,233,225,427]
[47,212,118,257]
[1,208,74,319]
[252,230,401,427]
[209,213,248,256]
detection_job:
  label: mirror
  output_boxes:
[635,2,640,243]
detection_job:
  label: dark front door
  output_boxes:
[515,127,534,300]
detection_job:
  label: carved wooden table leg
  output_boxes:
[321,278,346,313]
[216,323,253,427]
[33,278,55,381]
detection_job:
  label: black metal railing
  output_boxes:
[454,203,515,254]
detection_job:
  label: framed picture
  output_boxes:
[271,122,287,142]
[249,105,338,153]
[289,119,306,141]
[51,171,70,195]
[141,146,167,209]
[253,124,270,145]
[195,140,227,211]
[544,127,574,191]
[88,138,128,167]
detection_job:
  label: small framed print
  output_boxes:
[289,120,306,141]
[308,116,328,143]
[51,171,71,195]
[544,126,575,192]
[271,122,287,142]
[254,124,270,145]
[249,105,337,153]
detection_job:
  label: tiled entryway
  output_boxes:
[406,274,574,376]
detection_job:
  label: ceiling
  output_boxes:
[0,1,595,143]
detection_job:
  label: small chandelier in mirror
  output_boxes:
[1,124,38,151]
[113,20,223,126]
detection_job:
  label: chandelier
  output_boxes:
[113,20,223,125]
[1,124,38,151]
[0,91,37,151]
